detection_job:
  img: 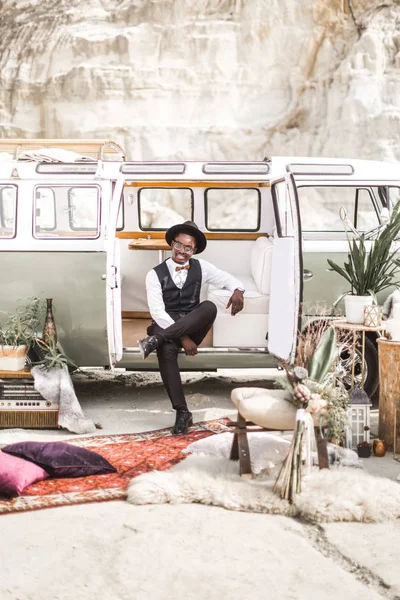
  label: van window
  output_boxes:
[0,186,17,238]
[355,189,379,230]
[271,180,295,236]
[35,188,56,231]
[205,188,260,231]
[116,198,124,231]
[34,186,100,238]
[138,188,193,230]
[297,186,379,232]
[68,188,98,231]
[388,187,400,210]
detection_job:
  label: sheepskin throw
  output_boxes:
[127,455,400,523]
[31,365,96,434]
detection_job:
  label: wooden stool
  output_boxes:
[228,411,329,478]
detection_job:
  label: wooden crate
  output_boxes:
[377,339,400,449]
[0,410,59,429]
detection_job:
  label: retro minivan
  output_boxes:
[1,139,399,398]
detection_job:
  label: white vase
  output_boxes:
[0,345,27,371]
[344,295,373,324]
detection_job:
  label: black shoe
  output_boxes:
[138,335,160,359]
[173,409,193,435]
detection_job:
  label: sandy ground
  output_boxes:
[1,368,400,600]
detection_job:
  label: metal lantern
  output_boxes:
[346,388,372,449]
[364,305,382,328]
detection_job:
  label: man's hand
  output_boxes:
[226,289,244,316]
[181,336,198,356]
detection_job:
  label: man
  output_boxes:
[139,221,245,435]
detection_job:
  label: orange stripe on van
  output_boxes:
[116,232,269,240]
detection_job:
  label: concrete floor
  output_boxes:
[1,368,399,600]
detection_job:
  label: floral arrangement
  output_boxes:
[280,369,349,444]
[273,326,349,503]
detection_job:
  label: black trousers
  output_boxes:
[148,301,217,410]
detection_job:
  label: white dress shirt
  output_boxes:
[145,258,244,329]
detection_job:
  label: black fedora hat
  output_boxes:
[165,221,207,254]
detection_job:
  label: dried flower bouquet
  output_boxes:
[273,326,349,503]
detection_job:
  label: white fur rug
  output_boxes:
[127,454,400,523]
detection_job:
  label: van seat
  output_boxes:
[207,236,273,348]
[208,275,270,314]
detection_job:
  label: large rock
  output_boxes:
[0,0,399,161]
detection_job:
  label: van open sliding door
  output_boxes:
[106,176,124,367]
[268,171,303,364]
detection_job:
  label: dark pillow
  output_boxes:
[2,441,116,478]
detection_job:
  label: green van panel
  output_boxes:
[1,252,109,367]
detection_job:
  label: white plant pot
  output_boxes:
[344,295,373,324]
[0,345,27,371]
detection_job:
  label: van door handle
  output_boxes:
[303,269,313,280]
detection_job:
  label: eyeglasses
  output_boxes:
[173,240,195,254]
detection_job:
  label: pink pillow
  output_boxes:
[0,449,49,496]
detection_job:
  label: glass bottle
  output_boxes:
[43,298,57,345]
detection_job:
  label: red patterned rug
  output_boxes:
[0,418,230,515]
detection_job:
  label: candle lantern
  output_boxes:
[346,388,372,450]
[364,305,382,328]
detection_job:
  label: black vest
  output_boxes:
[153,259,202,316]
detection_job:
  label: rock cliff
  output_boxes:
[0,0,399,161]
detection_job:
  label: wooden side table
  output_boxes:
[128,238,170,263]
[0,368,32,379]
[377,338,400,457]
[332,320,385,389]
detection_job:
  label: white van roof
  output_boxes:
[0,139,398,182]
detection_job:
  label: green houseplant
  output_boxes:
[0,297,76,372]
[30,338,77,371]
[327,202,400,323]
[0,297,45,371]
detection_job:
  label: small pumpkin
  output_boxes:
[373,439,387,457]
